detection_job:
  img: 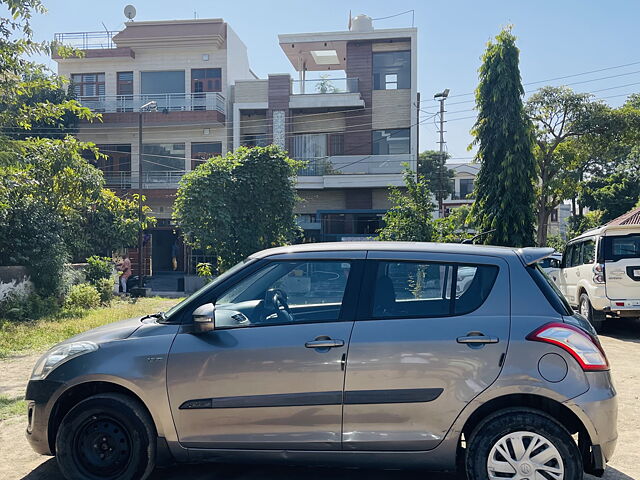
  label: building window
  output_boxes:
[329,133,344,156]
[117,71,133,95]
[141,71,185,95]
[71,73,105,97]
[372,129,410,155]
[373,51,411,90]
[83,144,131,188]
[142,143,185,173]
[459,178,474,199]
[191,142,222,169]
[191,68,222,93]
[551,209,559,222]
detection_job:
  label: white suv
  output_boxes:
[557,223,640,330]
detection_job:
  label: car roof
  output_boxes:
[250,241,552,265]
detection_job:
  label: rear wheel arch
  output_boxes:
[459,394,595,472]
[48,381,156,455]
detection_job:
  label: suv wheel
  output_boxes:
[55,393,156,480]
[579,293,605,332]
[466,409,582,480]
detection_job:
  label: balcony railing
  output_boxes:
[103,171,186,189]
[54,31,117,50]
[296,155,412,176]
[77,92,226,115]
[292,78,359,95]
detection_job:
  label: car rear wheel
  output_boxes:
[579,293,605,332]
[55,393,156,480]
[466,409,582,480]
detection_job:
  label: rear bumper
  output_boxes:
[563,371,618,474]
[589,294,640,317]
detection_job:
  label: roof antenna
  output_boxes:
[194,10,198,19]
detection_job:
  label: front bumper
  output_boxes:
[564,371,618,475]
[25,379,63,456]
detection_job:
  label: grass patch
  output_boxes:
[0,297,181,358]
[0,395,27,421]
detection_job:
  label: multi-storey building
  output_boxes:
[52,14,418,284]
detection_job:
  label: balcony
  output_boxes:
[103,171,186,190]
[52,31,134,59]
[296,155,413,189]
[78,93,226,127]
[289,78,364,109]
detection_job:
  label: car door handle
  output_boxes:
[305,338,345,349]
[457,334,499,344]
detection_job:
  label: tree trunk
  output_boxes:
[537,206,551,246]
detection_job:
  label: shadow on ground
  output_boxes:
[18,458,636,480]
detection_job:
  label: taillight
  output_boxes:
[593,263,605,284]
[526,322,610,371]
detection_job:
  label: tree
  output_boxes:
[377,166,434,242]
[417,150,455,205]
[432,205,475,243]
[579,171,640,223]
[525,86,615,246]
[470,27,537,247]
[174,145,302,271]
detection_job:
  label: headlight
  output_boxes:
[31,341,98,380]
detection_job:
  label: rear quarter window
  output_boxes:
[527,264,573,315]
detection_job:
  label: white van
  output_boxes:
[557,220,640,330]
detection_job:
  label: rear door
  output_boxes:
[561,242,582,305]
[342,251,510,451]
[603,231,640,301]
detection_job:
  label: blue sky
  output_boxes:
[23,0,640,161]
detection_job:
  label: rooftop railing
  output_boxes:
[54,31,117,50]
[296,155,412,176]
[77,92,226,115]
[291,78,359,95]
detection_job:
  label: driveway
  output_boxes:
[1,321,638,480]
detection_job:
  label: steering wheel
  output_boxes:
[264,288,294,323]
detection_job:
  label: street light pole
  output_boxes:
[434,89,449,218]
[137,101,157,291]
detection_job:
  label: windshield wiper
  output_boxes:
[140,311,166,322]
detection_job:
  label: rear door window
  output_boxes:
[370,261,499,319]
[582,239,595,264]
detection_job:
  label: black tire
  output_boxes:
[55,393,156,480]
[465,408,583,480]
[579,293,605,332]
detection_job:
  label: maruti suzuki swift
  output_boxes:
[25,242,617,480]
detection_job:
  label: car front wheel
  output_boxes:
[466,409,583,480]
[55,393,156,480]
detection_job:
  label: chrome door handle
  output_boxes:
[457,334,499,344]
[305,338,345,349]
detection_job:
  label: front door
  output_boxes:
[343,251,510,451]
[167,256,362,450]
[560,242,582,305]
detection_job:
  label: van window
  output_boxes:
[570,243,582,267]
[603,234,640,261]
[582,240,595,264]
[370,262,498,319]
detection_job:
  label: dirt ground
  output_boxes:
[1,322,638,480]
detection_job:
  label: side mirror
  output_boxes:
[192,303,215,334]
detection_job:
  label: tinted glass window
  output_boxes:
[527,265,573,315]
[582,239,596,264]
[215,261,352,327]
[371,261,498,319]
[141,70,185,94]
[603,234,640,261]
[570,243,582,267]
[373,51,411,90]
[372,129,410,155]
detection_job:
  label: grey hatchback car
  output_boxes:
[25,242,617,480]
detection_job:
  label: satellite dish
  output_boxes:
[124,4,136,21]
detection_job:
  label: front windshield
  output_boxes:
[162,258,255,320]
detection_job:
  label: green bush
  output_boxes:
[95,278,114,305]
[0,292,59,322]
[85,256,113,285]
[64,284,100,310]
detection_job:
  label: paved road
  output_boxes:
[1,320,639,480]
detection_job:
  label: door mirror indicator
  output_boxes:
[192,303,215,334]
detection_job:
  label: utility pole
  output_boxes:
[415,92,420,176]
[136,101,157,294]
[434,89,449,218]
